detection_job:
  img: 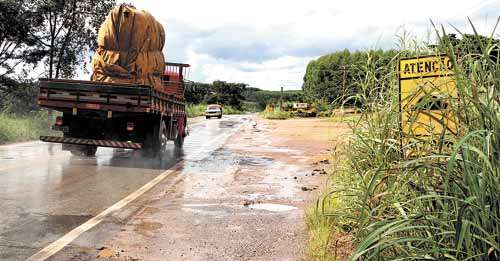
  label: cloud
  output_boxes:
[119,0,499,90]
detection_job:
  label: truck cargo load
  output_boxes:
[91,5,165,90]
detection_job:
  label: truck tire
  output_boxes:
[70,145,97,157]
[174,131,184,148]
[85,146,98,156]
[144,120,160,156]
[174,116,186,149]
[159,119,168,153]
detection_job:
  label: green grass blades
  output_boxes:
[307,20,499,260]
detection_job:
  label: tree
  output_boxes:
[207,81,247,108]
[32,0,116,78]
[185,80,249,109]
[0,0,44,76]
[185,81,212,104]
[302,49,398,106]
[244,89,304,110]
[1,0,116,113]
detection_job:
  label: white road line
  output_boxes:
[27,168,176,261]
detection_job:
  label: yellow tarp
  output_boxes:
[91,5,165,89]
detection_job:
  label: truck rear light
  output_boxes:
[126,122,134,132]
[55,116,63,126]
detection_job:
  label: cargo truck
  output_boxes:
[37,62,189,156]
[37,5,189,156]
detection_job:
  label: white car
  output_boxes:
[205,104,222,119]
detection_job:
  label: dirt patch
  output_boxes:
[256,117,351,164]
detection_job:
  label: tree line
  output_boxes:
[184,81,247,109]
[185,81,306,111]
[302,49,398,106]
[302,34,499,108]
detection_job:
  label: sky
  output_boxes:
[118,0,500,90]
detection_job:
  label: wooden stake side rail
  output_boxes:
[38,78,186,116]
[151,89,185,115]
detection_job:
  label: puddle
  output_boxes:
[219,120,238,128]
[238,156,274,166]
[183,149,274,172]
[248,203,297,212]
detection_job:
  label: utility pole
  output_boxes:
[280,86,284,110]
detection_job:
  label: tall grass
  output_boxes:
[0,111,50,144]
[260,110,294,120]
[309,20,499,260]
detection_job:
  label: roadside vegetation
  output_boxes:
[307,21,499,260]
[0,112,49,144]
[260,110,294,120]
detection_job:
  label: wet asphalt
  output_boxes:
[0,115,248,260]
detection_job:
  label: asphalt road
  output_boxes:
[0,115,248,260]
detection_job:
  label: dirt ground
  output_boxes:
[51,116,351,260]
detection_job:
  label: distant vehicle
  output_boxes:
[205,104,222,119]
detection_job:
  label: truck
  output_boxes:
[37,62,190,156]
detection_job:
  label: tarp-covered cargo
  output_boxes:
[91,5,165,89]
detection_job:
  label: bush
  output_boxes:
[0,77,39,114]
[0,111,50,144]
[260,110,293,120]
[316,111,332,117]
[186,104,207,117]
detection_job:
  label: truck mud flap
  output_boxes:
[40,136,143,149]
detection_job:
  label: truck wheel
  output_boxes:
[218,115,222,119]
[84,146,98,156]
[174,131,184,148]
[70,145,97,157]
[159,119,168,152]
[144,118,161,156]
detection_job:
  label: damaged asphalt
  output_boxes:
[0,115,334,260]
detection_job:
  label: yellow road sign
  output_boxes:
[399,55,459,148]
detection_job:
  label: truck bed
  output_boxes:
[38,78,185,115]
